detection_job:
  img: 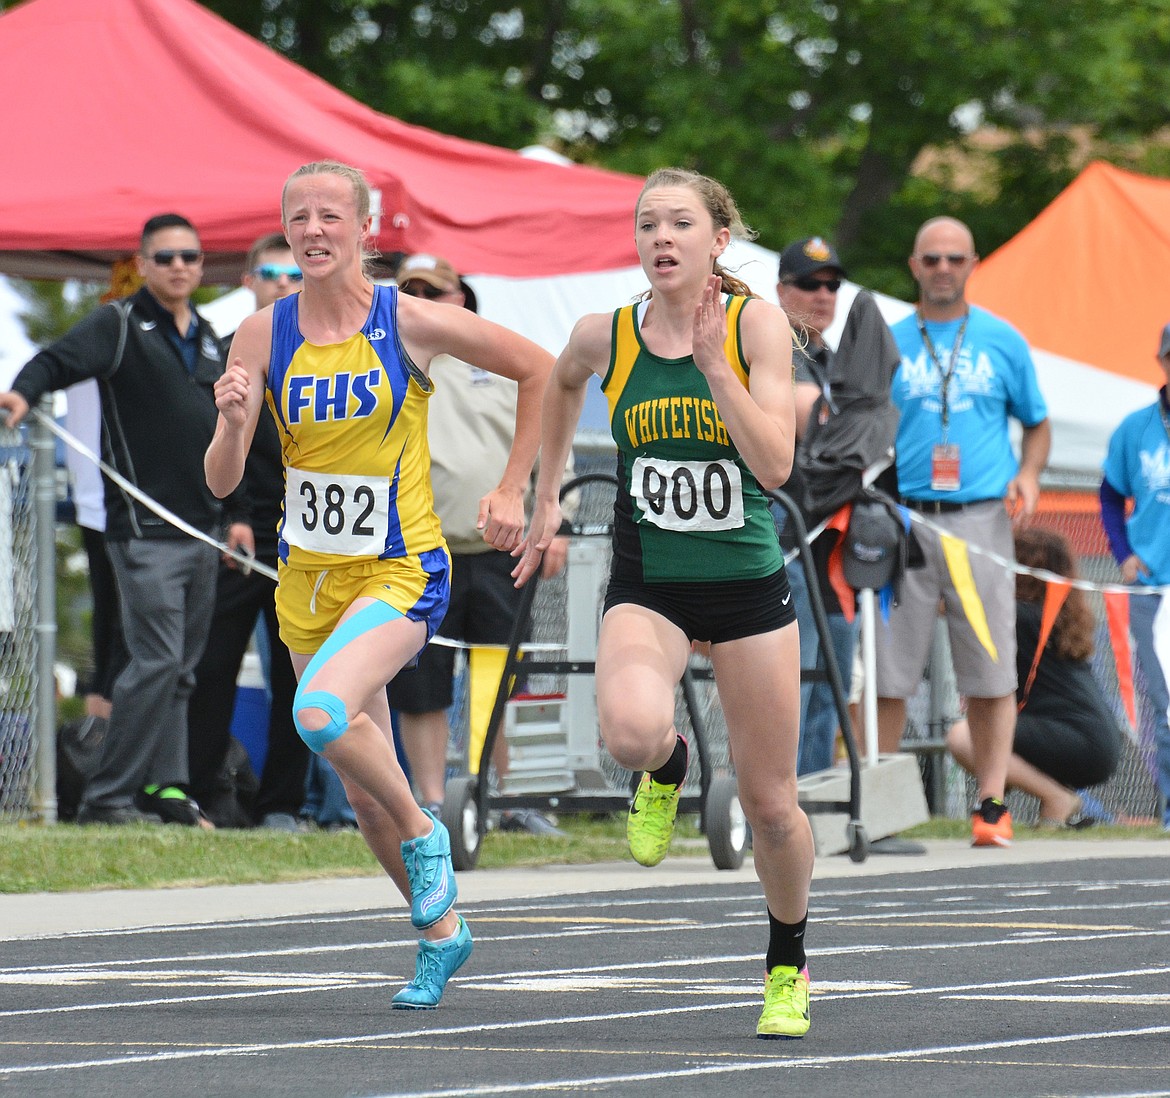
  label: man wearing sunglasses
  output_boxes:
[188,232,311,832]
[773,237,860,778]
[879,216,1050,849]
[0,213,244,826]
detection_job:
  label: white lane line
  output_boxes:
[1,950,1166,1031]
[0,979,403,1018]
[355,1023,1170,1097]
[829,898,1170,923]
[4,876,1168,944]
[947,993,1170,1006]
[2,1012,1166,1084]
[4,908,1168,981]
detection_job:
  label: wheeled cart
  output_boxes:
[438,475,869,869]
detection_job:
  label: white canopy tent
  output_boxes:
[4,230,1152,476]
[200,239,1155,475]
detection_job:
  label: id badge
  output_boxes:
[931,444,961,492]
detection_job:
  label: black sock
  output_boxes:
[766,910,808,972]
[977,796,1007,823]
[649,735,688,787]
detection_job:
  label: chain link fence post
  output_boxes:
[31,397,58,823]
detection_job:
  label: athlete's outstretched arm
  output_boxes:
[513,311,610,587]
[397,297,554,551]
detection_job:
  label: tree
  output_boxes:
[200,0,1170,297]
[11,280,104,348]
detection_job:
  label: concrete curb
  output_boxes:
[1,838,1163,940]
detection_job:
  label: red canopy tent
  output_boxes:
[968,160,1170,388]
[0,0,642,282]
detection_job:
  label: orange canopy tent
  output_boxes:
[968,161,1170,388]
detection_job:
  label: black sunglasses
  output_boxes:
[149,249,202,266]
[399,281,447,299]
[918,253,972,268]
[790,276,841,293]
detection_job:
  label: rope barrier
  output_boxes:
[31,406,278,580]
[28,407,1166,654]
[29,408,571,653]
[788,488,1167,598]
[900,505,1168,597]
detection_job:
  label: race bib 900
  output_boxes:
[284,467,390,556]
[631,456,745,532]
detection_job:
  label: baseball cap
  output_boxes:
[1158,322,1170,359]
[842,500,902,591]
[778,237,847,282]
[396,253,461,294]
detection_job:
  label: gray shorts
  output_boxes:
[875,500,1017,699]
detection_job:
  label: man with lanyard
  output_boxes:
[1100,323,1170,831]
[876,216,1050,848]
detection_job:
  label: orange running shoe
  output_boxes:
[971,797,1013,847]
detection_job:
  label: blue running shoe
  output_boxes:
[392,916,473,1009]
[402,807,457,929]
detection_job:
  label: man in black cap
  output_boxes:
[773,236,857,776]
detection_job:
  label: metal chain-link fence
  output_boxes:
[0,422,38,820]
[1,435,1163,827]
[904,474,1164,823]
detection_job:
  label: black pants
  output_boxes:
[187,558,306,820]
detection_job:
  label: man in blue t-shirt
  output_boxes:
[1100,323,1170,830]
[877,216,1050,848]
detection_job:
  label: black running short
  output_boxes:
[603,567,795,645]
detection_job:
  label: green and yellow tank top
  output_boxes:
[601,294,783,583]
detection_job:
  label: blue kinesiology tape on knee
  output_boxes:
[293,600,405,753]
[293,690,349,753]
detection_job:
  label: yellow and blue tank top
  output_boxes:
[266,285,445,570]
[601,294,783,583]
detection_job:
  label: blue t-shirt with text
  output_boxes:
[1102,397,1170,586]
[890,306,1048,501]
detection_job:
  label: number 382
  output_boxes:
[298,481,376,536]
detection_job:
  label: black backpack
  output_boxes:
[56,715,108,821]
[199,736,260,829]
[798,290,901,523]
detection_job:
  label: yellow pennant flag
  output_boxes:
[467,646,513,774]
[939,533,998,661]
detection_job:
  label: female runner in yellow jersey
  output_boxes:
[206,161,552,1009]
[513,168,814,1039]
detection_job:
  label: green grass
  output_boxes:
[902,817,1168,842]
[0,814,651,894]
[0,814,1162,895]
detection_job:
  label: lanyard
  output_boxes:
[916,310,969,439]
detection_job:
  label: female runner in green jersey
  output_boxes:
[514,168,814,1040]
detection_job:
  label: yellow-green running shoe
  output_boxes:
[756,965,810,1039]
[626,772,682,867]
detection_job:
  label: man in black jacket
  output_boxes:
[0,213,247,825]
[187,232,308,830]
